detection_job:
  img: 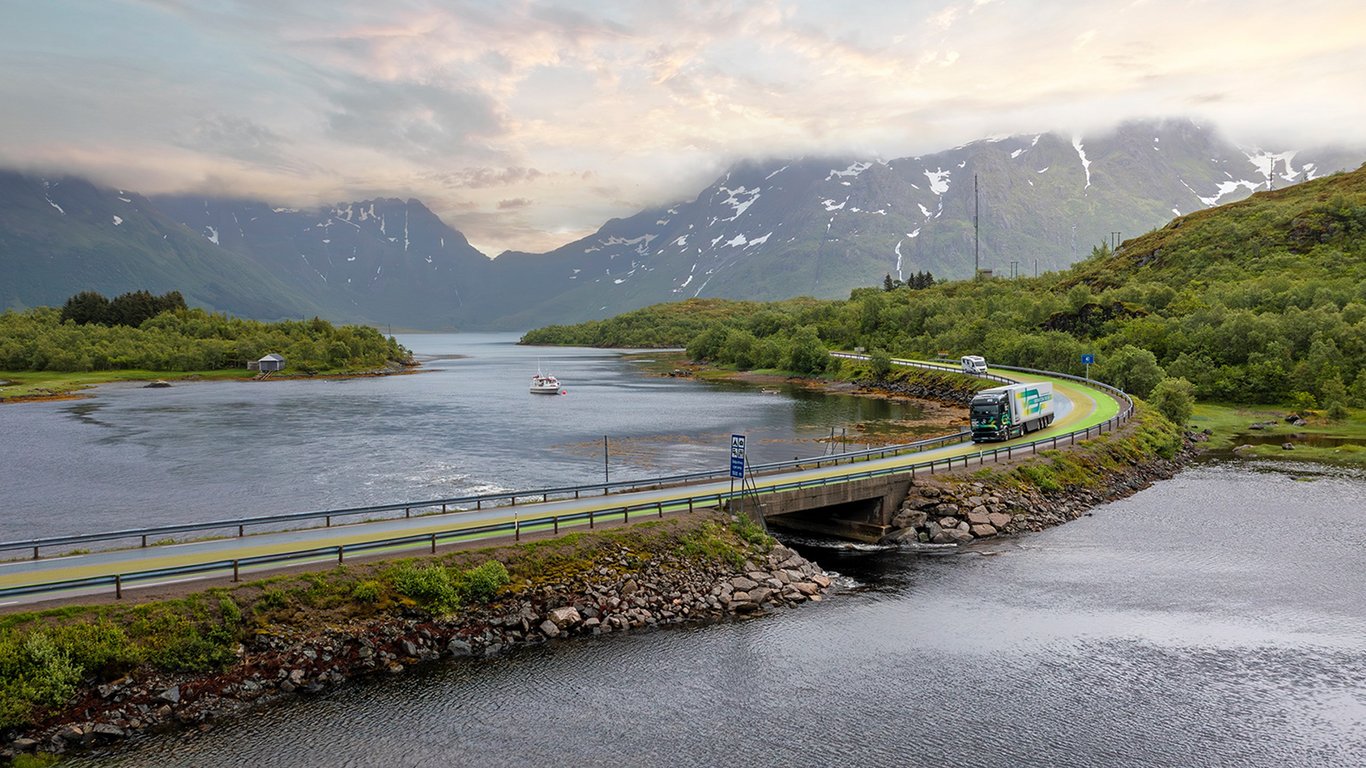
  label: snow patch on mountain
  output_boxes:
[1071,137,1092,189]
[204,226,219,245]
[826,162,871,181]
[719,186,760,221]
[112,215,123,226]
[766,165,789,180]
[822,198,847,212]
[924,169,951,195]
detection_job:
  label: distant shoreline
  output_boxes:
[0,362,428,405]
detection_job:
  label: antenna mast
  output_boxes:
[974,174,980,278]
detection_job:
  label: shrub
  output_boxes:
[0,632,82,729]
[869,349,893,379]
[457,561,510,604]
[49,621,140,680]
[219,596,242,628]
[351,580,382,604]
[729,514,772,548]
[1288,390,1318,413]
[393,564,460,614]
[1326,400,1349,421]
[1149,377,1196,426]
[255,588,289,613]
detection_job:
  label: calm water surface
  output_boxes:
[63,461,1366,767]
[0,333,922,541]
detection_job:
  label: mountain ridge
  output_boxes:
[2,119,1361,329]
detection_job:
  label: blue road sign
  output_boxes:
[1081,353,1095,365]
[730,434,746,478]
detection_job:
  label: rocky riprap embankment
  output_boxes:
[881,442,1194,546]
[854,375,980,405]
[4,541,829,760]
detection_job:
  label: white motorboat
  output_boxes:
[530,369,562,395]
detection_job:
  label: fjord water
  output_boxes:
[0,333,922,542]
[62,461,1366,767]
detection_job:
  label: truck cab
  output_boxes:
[961,355,988,376]
[970,388,1012,441]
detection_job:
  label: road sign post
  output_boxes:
[730,434,746,479]
[729,434,746,509]
[1081,353,1094,380]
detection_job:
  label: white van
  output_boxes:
[961,355,988,376]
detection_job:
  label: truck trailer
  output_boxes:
[970,382,1055,442]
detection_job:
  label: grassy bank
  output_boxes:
[1191,402,1366,466]
[0,514,770,732]
[965,402,1185,494]
[0,369,251,401]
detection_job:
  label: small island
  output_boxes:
[0,290,415,402]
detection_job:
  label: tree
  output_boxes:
[869,349,892,379]
[685,325,727,362]
[60,291,110,326]
[1148,377,1195,426]
[785,326,828,374]
[1099,344,1165,398]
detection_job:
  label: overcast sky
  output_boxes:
[3,1,1363,256]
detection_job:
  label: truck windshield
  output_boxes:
[971,403,1000,422]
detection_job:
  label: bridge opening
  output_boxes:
[764,497,891,543]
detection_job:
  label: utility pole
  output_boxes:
[974,174,980,279]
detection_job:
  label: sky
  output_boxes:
[2,0,1364,256]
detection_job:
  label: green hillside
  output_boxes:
[522,164,1366,410]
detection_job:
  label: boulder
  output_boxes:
[447,639,473,656]
[987,512,1012,529]
[91,723,127,742]
[157,686,181,705]
[969,524,998,537]
[966,509,991,526]
[730,576,759,592]
[538,619,561,638]
[547,606,582,628]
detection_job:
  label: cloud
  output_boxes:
[420,166,545,189]
[1,0,1363,257]
[324,77,508,161]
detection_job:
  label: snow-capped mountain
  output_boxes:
[488,119,1361,326]
[0,171,318,319]
[3,119,1360,329]
[148,196,491,329]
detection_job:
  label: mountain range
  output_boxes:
[2,118,1360,330]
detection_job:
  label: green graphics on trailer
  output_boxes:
[969,381,1057,442]
[1014,386,1052,417]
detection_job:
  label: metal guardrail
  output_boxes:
[0,428,976,560]
[0,358,1135,601]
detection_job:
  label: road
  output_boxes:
[0,362,1124,606]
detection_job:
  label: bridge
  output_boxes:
[0,359,1131,607]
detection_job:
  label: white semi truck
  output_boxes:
[970,381,1055,442]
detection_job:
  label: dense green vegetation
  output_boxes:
[0,302,411,374]
[522,165,1366,411]
[974,403,1184,495]
[60,289,188,328]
